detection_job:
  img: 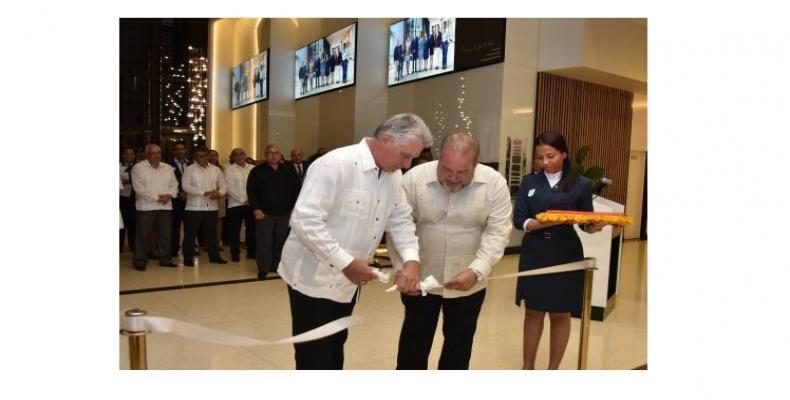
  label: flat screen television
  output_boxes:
[388,18,505,87]
[294,22,357,100]
[388,18,456,86]
[231,49,268,109]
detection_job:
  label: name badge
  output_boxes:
[528,188,535,197]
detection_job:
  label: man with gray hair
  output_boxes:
[131,144,179,270]
[278,113,432,369]
[389,132,513,369]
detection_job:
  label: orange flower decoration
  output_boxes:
[535,210,633,226]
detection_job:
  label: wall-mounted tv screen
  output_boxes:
[388,18,505,87]
[294,22,357,100]
[389,18,456,86]
[231,49,268,109]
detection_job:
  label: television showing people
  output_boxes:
[252,51,268,101]
[388,18,455,86]
[231,49,268,109]
[294,23,357,100]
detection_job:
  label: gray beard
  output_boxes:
[440,180,467,193]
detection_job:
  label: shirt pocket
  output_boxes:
[337,189,370,220]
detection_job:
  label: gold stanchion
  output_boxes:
[577,267,595,370]
[120,308,148,370]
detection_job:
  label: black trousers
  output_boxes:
[255,214,290,275]
[182,210,220,260]
[226,205,255,258]
[396,289,486,370]
[287,286,357,370]
[120,196,135,250]
[133,210,172,268]
[171,199,186,256]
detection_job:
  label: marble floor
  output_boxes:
[119,240,647,370]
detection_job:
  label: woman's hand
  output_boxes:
[584,223,605,233]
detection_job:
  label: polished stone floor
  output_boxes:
[119,240,647,369]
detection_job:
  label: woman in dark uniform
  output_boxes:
[513,132,603,369]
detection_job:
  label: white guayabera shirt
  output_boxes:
[131,160,179,211]
[389,160,513,298]
[224,163,254,208]
[278,138,421,303]
[182,163,227,212]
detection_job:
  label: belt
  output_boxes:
[533,225,574,239]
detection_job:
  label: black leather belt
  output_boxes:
[535,225,573,239]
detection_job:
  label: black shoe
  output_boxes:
[210,258,228,264]
[159,262,177,268]
[133,265,146,271]
[258,272,267,280]
[246,254,256,259]
[183,259,194,267]
[231,254,240,262]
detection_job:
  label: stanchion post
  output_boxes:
[578,267,594,370]
[120,308,148,370]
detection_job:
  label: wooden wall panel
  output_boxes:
[534,72,633,206]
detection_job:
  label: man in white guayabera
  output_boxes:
[278,113,432,369]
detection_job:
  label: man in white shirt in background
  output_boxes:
[224,147,256,262]
[278,113,432,369]
[131,144,179,271]
[389,133,513,370]
[181,147,228,267]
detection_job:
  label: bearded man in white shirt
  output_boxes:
[390,133,513,369]
[278,113,432,369]
[181,147,228,266]
[131,144,179,270]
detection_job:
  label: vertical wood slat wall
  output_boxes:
[534,72,633,206]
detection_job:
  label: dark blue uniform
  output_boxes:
[512,172,593,313]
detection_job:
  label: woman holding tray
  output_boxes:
[513,131,604,369]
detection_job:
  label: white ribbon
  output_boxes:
[385,275,442,296]
[369,267,391,283]
[384,258,595,294]
[486,258,596,281]
[121,315,365,346]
